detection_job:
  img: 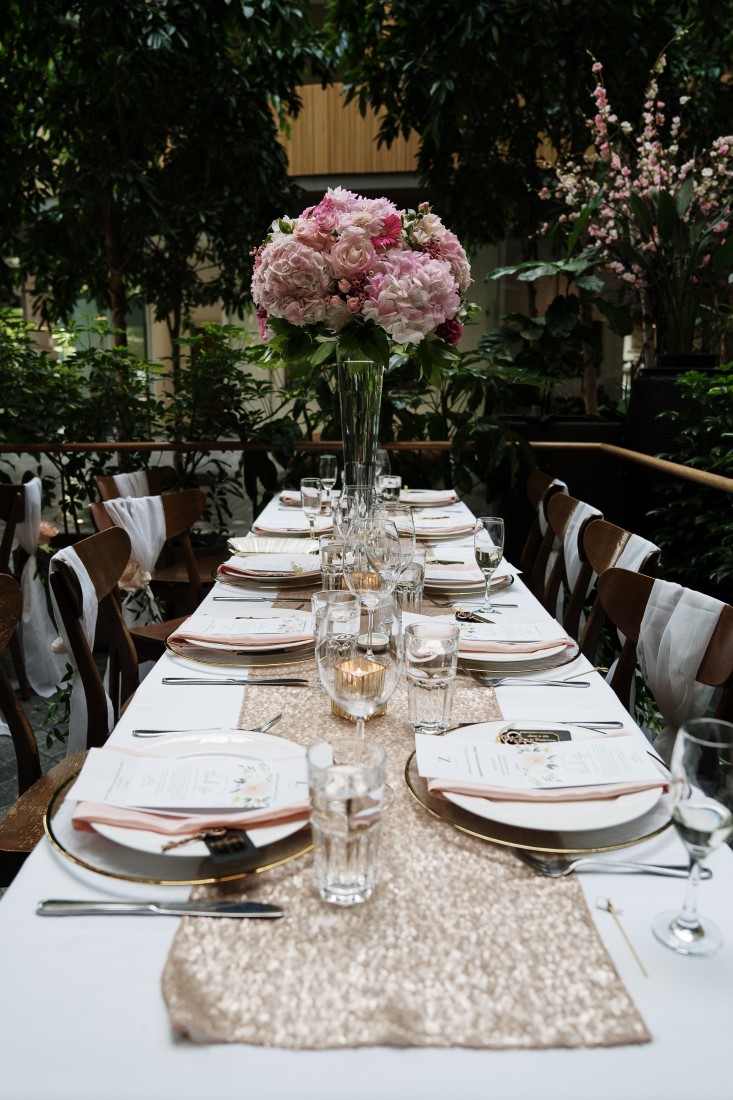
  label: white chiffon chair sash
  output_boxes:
[103,496,166,626]
[112,471,150,498]
[49,546,113,755]
[638,579,725,761]
[615,533,660,573]
[15,478,65,697]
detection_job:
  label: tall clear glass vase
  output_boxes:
[337,359,384,487]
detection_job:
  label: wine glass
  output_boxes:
[333,484,375,539]
[474,516,505,615]
[375,448,390,481]
[300,477,322,540]
[342,520,400,656]
[652,718,733,956]
[315,592,404,741]
[378,502,416,572]
[318,454,338,513]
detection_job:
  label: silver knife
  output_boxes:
[37,899,283,919]
[162,677,309,686]
[213,596,312,602]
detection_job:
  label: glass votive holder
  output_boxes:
[395,547,426,613]
[319,535,345,590]
[405,622,460,735]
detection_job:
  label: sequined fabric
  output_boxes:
[162,660,649,1048]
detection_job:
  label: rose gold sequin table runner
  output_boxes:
[162,662,649,1049]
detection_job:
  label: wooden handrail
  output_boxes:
[0,439,730,493]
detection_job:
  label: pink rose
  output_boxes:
[329,230,377,280]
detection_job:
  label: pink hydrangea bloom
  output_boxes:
[362,251,459,344]
[251,235,332,326]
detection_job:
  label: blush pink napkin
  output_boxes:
[400,489,459,506]
[217,556,319,581]
[458,631,574,655]
[72,799,309,834]
[279,491,302,507]
[168,618,313,651]
[427,771,667,803]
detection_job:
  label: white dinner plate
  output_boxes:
[441,722,662,832]
[92,729,306,857]
[457,642,569,666]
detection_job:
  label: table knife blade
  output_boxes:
[37,899,283,919]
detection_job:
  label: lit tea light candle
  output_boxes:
[331,655,387,721]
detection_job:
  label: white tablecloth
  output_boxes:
[1,495,732,1099]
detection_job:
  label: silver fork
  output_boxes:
[477,676,590,688]
[513,849,710,879]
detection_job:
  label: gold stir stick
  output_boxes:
[596,896,648,977]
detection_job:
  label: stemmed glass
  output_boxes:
[342,517,401,656]
[473,516,505,614]
[375,448,390,481]
[315,592,404,741]
[379,502,416,572]
[318,454,338,513]
[300,477,322,540]
[652,718,733,956]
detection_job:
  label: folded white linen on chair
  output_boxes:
[49,546,113,754]
[103,495,166,626]
[537,478,568,536]
[638,579,725,761]
[563,501,602,592]
[15,477,65,696]
[615,533,660,573]
[112,471,150,498]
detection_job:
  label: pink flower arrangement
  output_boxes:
[541,55,733,360]
[251,188,471,371]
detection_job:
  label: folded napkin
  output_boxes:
[400,489,459,506]
[217,553,320,580]
[413,513,476,536]
[253,512,333,536]
[279,490,302,507]
[72,799,309,835]
[168,613,314,652]
[425,561,510,586]
[456,623,573,655]
[418,731,667,803]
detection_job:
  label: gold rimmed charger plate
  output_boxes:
[424,574,514,596]
[44,773,312,886]
[404,753,672,855]
[457,640,579,675]
[166,638,315,668]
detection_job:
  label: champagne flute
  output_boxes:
[315,592,404,741]
[652,718,733,956]
[474,516,505,614]
[300,477,322,540]
[318,454,338,513]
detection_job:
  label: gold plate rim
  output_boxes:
[403,752,672,855]
[165,639,315,669]
[457,641,580,676]
[43,773,312,886]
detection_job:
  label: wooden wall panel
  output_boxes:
[282,84,420,176]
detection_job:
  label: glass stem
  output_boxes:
[354,716,366,740]
[483,573,494,612]
[365,606,375,657]
[676,856,704,931]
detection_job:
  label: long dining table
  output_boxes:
[1,493,732,1100]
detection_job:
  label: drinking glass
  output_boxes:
[311,590,360,686]
[334,484,375,538]
[405,622,460,734]
[378,474,402,501]
[379,502,416,570]
[318,454,338,512]
[300,477,322,540]
[395,547,426,613]
[315,592,404,741]
[319,535,345,590]
[652,718,733,956]
[307,738,388,905]
[474,516,505,614]
[375,448,391,480]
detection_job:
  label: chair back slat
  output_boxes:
[0,574,41,795]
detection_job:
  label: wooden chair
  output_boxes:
[579,520,661,661]
[0,482,31,698]
[0,574,84,885]
[519,471,567,583]
[597,568,733,721]
[89,492,210,660]
[539,494,602,631]
[49,527,140,736]
[93,475,221,612]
